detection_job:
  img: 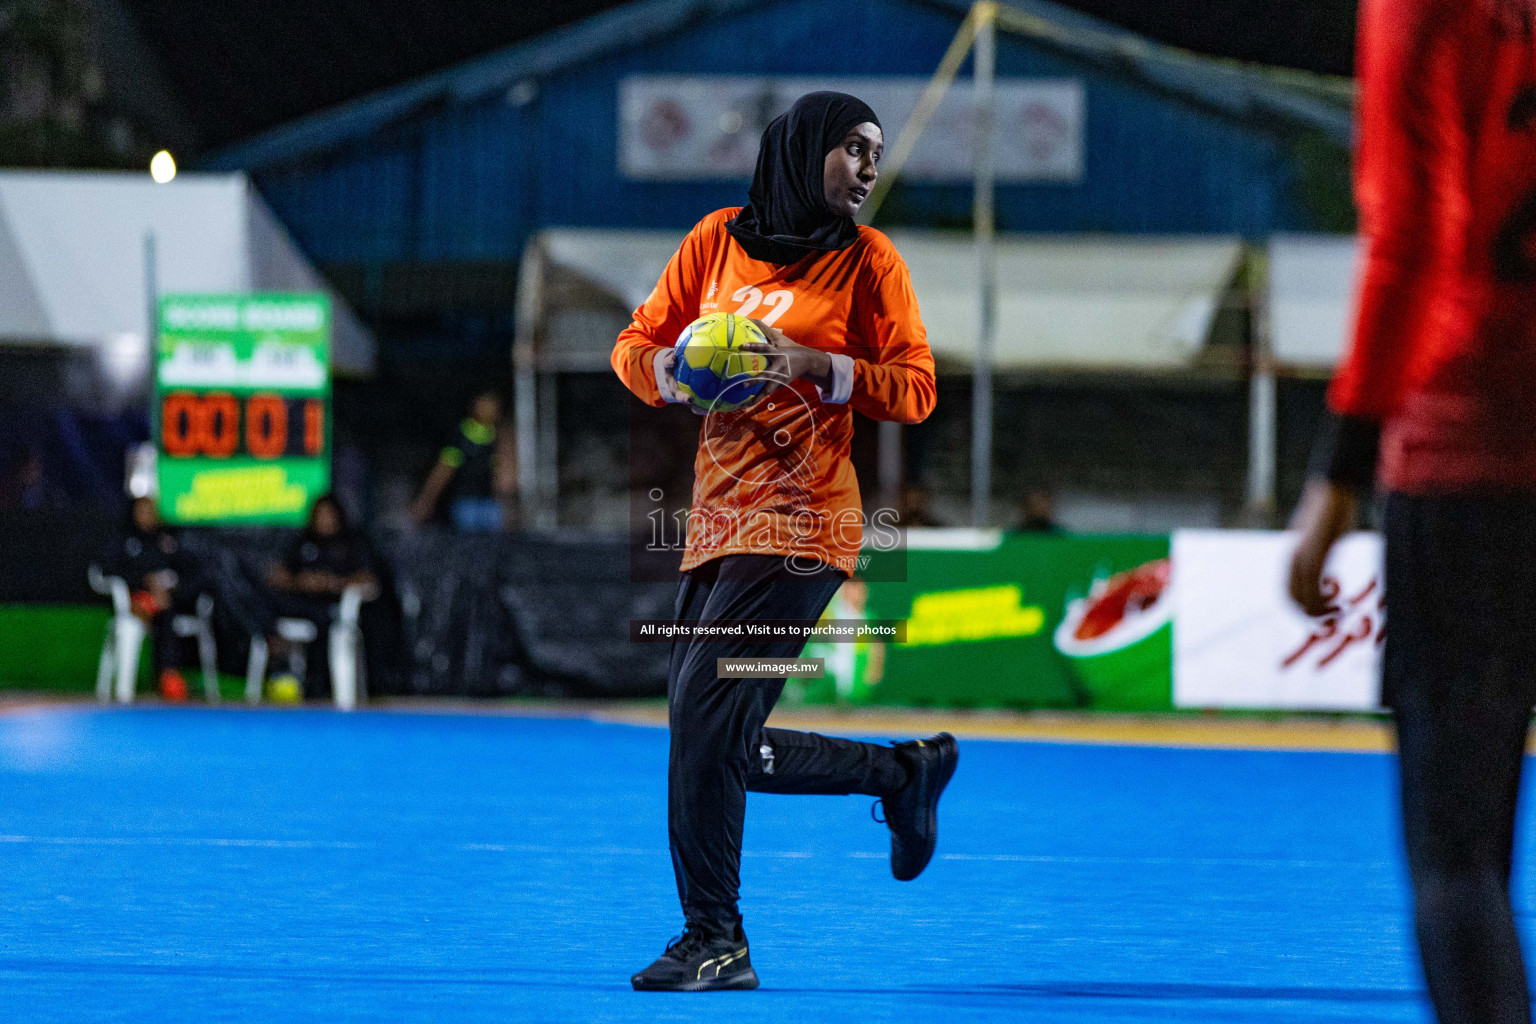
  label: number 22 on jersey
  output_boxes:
[732,285,794,325]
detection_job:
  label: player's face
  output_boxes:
[822,123,882,219]
[313,502,341,537]
[132,497,159,533]
[472,394,501,424]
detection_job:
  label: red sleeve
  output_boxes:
[612,216,715,407]
[849,247,937,425]
[1327,0,1447,420]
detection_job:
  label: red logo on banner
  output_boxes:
[642,99,691,152]
[1282,577,1385,672]
[1021,101,1068,162]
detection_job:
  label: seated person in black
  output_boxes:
[101,496,205,700]
[264,494,378,696]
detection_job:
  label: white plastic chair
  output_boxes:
[89,565,219,703]
[329,583,375,711]
[246,583,377,710]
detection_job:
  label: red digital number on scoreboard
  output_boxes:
[160,391,326,459]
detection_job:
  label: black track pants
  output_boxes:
[666,555,909,936]
[1385,493,1536,1024]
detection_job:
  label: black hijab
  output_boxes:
[725,91,880,266]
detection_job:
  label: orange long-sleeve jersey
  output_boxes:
[612,208,936,574]
[1327,0,1536,491]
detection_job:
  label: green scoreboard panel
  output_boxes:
[154,293,330,526]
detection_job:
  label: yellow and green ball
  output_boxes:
[672,313,770,413]
[266,674,303,705]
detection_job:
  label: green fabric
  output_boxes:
[446,418,498,500]
[0,605,116,691]
[459,418,495,446]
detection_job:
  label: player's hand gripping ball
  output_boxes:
[672,312,770,413]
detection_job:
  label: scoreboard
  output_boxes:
[155,293,330,525]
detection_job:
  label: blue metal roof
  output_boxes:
[204,0,761,172]
[205,0,1351,174]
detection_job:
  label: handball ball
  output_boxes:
[673,312,770,413]
[266,675,303,705]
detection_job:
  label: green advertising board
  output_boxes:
[154,293,330,525]
[857,534,1173,711]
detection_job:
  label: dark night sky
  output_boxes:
[1059,1,1356,76]
[124,0,1358,152]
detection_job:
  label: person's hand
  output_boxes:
[653,348,678,396]
[130,590,159,622]
[739,321,832,401]
[653,347,706,415]
[143,573,176,612]
[296,570,344,595]
[347,572,382,600]
[1287,479,1360,616]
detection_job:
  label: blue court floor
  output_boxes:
[0,706,1478,1022]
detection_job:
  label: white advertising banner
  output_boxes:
[1172,529,1384,711]
[619,76,1085,183]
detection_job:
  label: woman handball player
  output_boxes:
[612,91,959,991]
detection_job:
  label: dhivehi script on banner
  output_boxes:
[619,76,1085,183]
[1171,530,1384,711]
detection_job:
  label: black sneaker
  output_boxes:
[630,927,759,992]
[878,732,959,881]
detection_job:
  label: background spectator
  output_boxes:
[100,496,205,699]
[265,493,379,698]
[410,389,517,532]
[899,483,943,527]
[1,448,69,511]
[1013,487,1062,533]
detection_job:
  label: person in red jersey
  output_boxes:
[613,92,957,992]
[1291,2,1536,1020]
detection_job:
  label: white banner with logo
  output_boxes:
[619,75,1085,183]
[1171,529,1384,711]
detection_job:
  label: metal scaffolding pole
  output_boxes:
[1246,248,1278,526]
[878,419,902,514]
[970,2,997,528]
[142,230,159,502]
[512,237,543,529]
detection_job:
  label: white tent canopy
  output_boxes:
[0,170,375,376]
[526,227,1244,371]
[540,229,682,316]
[887,232,1243,370]
[1267,233,1360,371]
